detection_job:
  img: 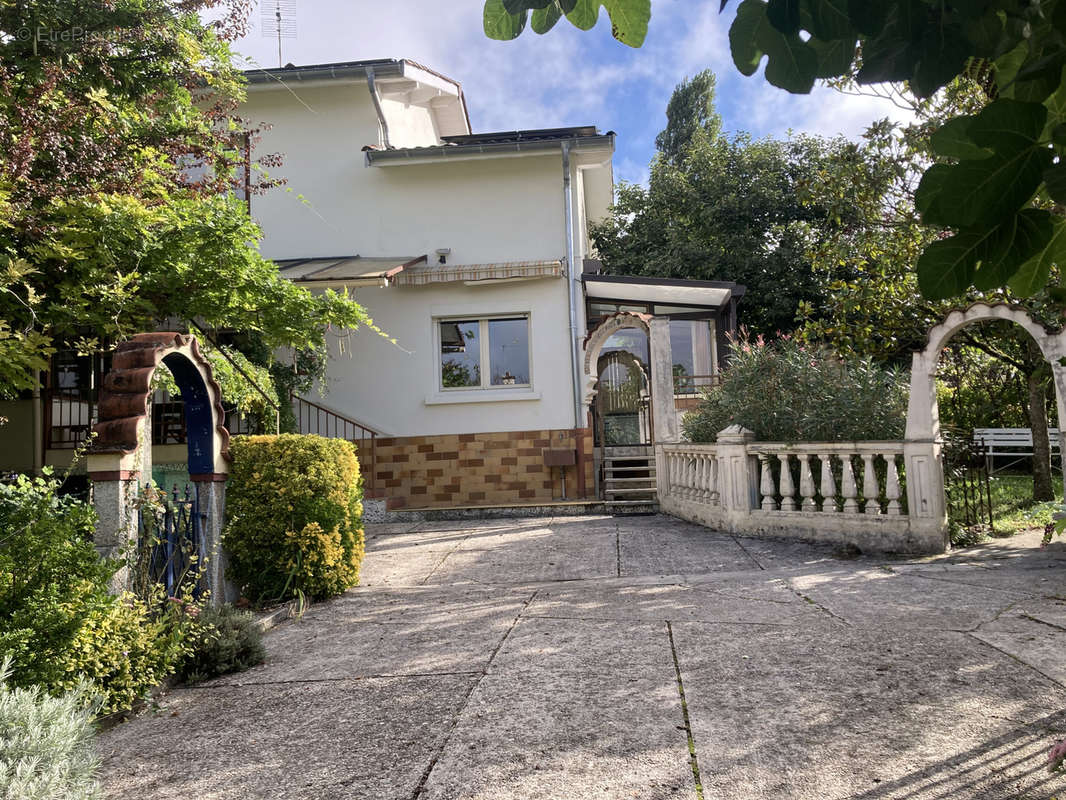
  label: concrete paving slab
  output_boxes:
[672,622,1066,800]
[358,547,458,587]
[420,616,694,800]
[970,616,1066,687]
[525,575,830,626]
[320,585,532,625]
[887,561,1066,598]
[97,675,478,800]
[203,600,524,685]
[422,526,618,585]
[617,525,761,576]
[789,566,1029,630]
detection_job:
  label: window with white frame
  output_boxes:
[438,315,531,390]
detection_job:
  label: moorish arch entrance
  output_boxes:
[904,304,1066,546]
[86,333,233,601]
[582,312,678,505]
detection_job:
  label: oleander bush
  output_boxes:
[223,434,364,603]
[0,659,101,800]
[0,472,196,714]
[178,604,265,684]
[683,331,908,443]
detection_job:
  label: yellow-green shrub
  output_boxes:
[53,593,190,715]
[223,434,364,603]
[0,472,196,714]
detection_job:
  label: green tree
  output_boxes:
[654,69,721,164]
[798,104,1060,501]
[485,0,1066,303]
[591,72,868,334]
[0,0,370,398]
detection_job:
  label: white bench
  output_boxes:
[972,428,1061,473]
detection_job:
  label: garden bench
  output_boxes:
[972,427,1061,473]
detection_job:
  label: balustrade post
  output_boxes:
[716,426,757,521]
[819,455,838,512]
[862,453,881,515]
[798,454,816,512]
[696,455,709,503]
[759,454,776,511]
[841,455,859,513]
[885,455,902,515]
[778,454,797,511]
[709,456,720,504]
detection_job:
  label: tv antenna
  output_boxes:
[261,0,296,68]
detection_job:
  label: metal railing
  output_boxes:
[45,386,259,450]
[673,373,720,395]
[291,395,379,493]
[44,386,95,449]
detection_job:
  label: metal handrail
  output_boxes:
[291,395,379,493]
[673,373,720,395]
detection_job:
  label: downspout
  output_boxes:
[32,371,43,474]
[366,67,391,149]
[563,141,583,430]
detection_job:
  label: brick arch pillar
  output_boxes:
[86,333,234,600]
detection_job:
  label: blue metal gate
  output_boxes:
[138,483,207,598]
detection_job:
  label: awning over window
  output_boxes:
[390,259,563,286]
[277,255,426,286]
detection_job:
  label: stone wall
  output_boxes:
[360,427,595,510]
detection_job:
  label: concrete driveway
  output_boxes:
[98,514,1066,799]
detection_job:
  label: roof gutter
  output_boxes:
[365,134,615,167]
[365,67,391,150]
[243,60,403,86]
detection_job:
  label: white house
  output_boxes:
[0,58,743,513]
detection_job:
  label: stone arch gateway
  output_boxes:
[903,303,1066,548]
[582,311,679,444]
[86,333,233,600]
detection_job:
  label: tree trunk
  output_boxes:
[1026,340,1054,502]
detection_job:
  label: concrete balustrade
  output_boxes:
[658,428,946,555]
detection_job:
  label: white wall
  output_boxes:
[379,97,438,148]
[245,85,569,263]
[243,81,612,437]
[320,276,577,436]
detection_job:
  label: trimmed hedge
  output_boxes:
[223,434,364,603]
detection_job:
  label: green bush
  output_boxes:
[52,593,192,715]
[683,332,908,443]
[0,473,194,714]
[179,604,265,684]
[0,473,112,692]
[223,434,364,603]
[0,660,101,800]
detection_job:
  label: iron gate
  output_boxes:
[942,431,994,534]
[137,484,207,597]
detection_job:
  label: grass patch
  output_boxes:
[952,472,1062,546]
[988,472,1062,536]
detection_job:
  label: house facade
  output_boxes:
[0,58,743,512]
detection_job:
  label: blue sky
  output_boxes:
[230,0,913,185]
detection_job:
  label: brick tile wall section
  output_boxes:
[356,428,595,511]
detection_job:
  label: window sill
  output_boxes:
[424,390,541,406]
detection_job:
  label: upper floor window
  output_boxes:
[439,316,530,391]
